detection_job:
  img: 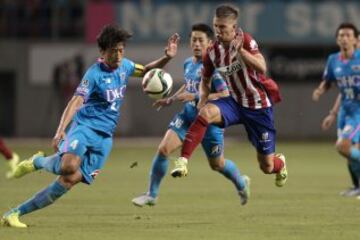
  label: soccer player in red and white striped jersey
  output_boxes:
[170,4,287,188]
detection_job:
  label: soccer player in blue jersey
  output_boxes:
[313,23,360,197]
[131,23,250,207]
[1,24,179,228]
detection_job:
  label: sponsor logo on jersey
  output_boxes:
[105,86,126,102]
[217,61,242,76]
[336,75,360,87]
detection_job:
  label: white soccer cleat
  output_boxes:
[340,187,360,197]
[132,193,157,207]
[239,175,251,205]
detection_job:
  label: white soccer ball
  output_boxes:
[142,68,173,100]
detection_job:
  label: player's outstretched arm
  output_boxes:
[312,80,331,101]
[52,95,84,152]
[141,33,180,76]
[321,94,341,131]
[208,89,230,101]
[197,76,211,110]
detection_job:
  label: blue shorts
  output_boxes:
[169,111,225,159]
[337,107,360,144]
[58,121,113,184]
[210,96,276,155]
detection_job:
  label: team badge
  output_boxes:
[120,72,126,81]
[103,78,112,84]
[81,79,89,87]
[262,132,269,141]
[351,65,360,71]
[335,67,342,73]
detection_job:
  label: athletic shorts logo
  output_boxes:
[211,145,222,156]
[90,170,100,179]
[343,125,353,135]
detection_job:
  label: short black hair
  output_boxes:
[215,4,239,19]
[336,22,359,38]
[96,24,132,51]
[191,23,214,40]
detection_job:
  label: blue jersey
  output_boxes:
[74,58,136,135]
[182,57,227,120]
[323,49,360,112]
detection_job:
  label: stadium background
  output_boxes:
[1,0,357,139]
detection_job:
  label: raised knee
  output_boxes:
[336,140,351,155]
[158,145,171,157]
[199,107,212,122]
[209,159,225,171]
[260,162,273,174]
[61,155,80,175]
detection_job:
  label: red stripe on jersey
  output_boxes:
[249,70,268,108]
[213,42,221,67]
[225,49,242,103]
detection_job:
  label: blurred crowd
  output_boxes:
[0,0,83,38]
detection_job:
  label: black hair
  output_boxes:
[96,24,132,51]
[191,23,214,40]
[215,4,239,19]
[336,22,359,38]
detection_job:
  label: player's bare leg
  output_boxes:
[132,129,182,207]
[171,103,222,177]
[257,152,287,187]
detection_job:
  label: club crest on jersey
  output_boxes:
[351,65,360,72]
[120,72,126,81]
[335,67,342,73]
[103,77,112,84]
[217,61,242,76]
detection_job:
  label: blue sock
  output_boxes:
[350,147,360,161]
[218,159,245,191]
[348,162,359,188]
[17,180,68,216]
[34,153,62,175]
[148,153,168,198]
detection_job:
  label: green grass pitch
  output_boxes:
[1,140,360,240]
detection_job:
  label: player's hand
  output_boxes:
[312,88,324,101]
[52,131,66,152]
[165,33,180,58]
[233,28,244,53]
[197,97,207,110]
[321,114,336,131]
[153,98,173,109]
[176,92,195,102]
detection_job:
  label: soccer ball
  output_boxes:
[142,68,173,99]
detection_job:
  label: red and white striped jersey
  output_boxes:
[202,32,280,109]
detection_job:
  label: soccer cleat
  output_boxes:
[340,187,360,197]
[1,209,27,228]
[239,175,251,205]
[11,151,45,179]
[170,157,188,178]
[275,153,287,187]
[6,152,19,179]
[132,193,157,207]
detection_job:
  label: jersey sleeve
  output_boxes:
[211,71,228,92]
[202,50,215,79]
[243,33,260,55]
[126,59,145,78]
[323,56,336,83]
[74,70,95,99]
